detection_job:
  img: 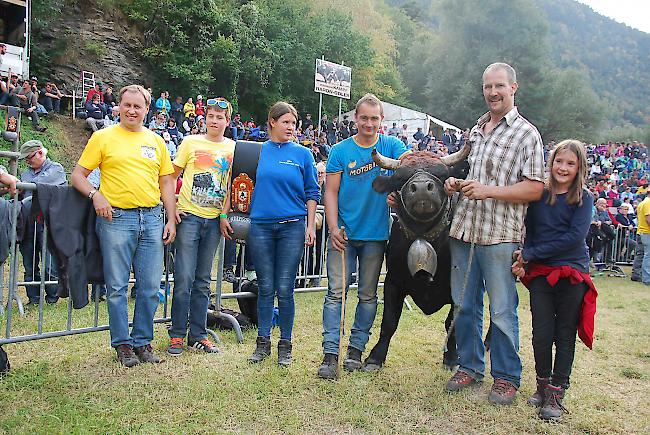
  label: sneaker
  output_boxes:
[189,338,219,354]
[115,344,140,367]
[631,275,641,282]
[317,353,338,379]
[35,126,47,133]
[223,268,237,283]
[167,337,185,356]
[488,378,518,405]
[343,347,362,372]
[445,370,480,392]
[134,344,163,364]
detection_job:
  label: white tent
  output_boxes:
[341,101,461,143]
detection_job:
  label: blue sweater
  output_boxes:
[250,141,320,223]
[522,189,593,273]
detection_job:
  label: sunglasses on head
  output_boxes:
[206,98,230,109]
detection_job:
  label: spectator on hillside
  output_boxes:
[11,79,46,132]
[85,93,107,132]
[400,123,408,139]
[162,131,176,159]
[195,115,207,134]
[182,112,196,135]
[166,118,182,146]
[183,97,195,118]
[230,113,245,140]
[103,85,117,109]
[326,116,337,145]
[171,96,183,126]
[442,128,453,150]
[301,113,313,132]
[155,91,171,115]
[413,127,424,143]
[149,112,167,135]
[39,81,62,114]
[86,82,103,104]
[0,73,18,105]
[195,95,205,117]
[338,120,350,141]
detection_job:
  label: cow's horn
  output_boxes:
[440,142,471,166]
[372,148,401,170]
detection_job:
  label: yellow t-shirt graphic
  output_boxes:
[174,135,236,219]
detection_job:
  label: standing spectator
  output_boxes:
[39,82,62,114]
[387,122,400,137]
[145,86,155,124]
[239,101,319,366]
[70,84,177,367]
[11,79,47,132]
[167,97,235,356]
[400,123,408,139]
[327,116,338,145]
[155,91,171,115]
[182,112,196,135]
[318,93,409,379]
[85,93,107,132]
[183,97,195,118]
[443,62,545,404]
[413,127,424,144]
[302,113,313,132]
[442,128,453,151]
[86,82,103,104]
[19,140,67,306]
[171,96,184,126]
[194,95,205,117]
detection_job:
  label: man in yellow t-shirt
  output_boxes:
[71,84,177,367]
[166,97,235,356]
[635,195,650,285]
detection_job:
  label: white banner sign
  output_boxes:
[314,59,352,99]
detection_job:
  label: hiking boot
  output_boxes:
[248,336,271,363]
[488,378,518,405]
[167,337,185,356]
[528,376,550,407]
[134,344,163,364]
[277,339,292,367]
[115,344,140,367]
[223,268,237,283]
[539,384,567,421]
[35,126,47,133]
[343,347,362,372]
[445,370,480,392]
[317,353,338,379]
[631,275,641,282]
[189,338,219,354]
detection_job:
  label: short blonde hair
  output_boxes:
[118,84,151,107]
[355,93,383,116]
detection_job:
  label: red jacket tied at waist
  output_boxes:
[521,264,598,349]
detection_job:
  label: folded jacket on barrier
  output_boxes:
[32,184,104,308]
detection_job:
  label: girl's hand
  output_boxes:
[220,217,234,240]
[305,226,316,247]
[511,261,525,278]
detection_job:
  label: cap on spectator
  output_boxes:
[620,203,633,213]
[30,76,38,82]
[197,94,203,100]
[196,115,204,121]
[19,140,44,159]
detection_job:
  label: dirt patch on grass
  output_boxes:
[54,117,92,171]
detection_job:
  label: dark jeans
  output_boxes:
[632,233,643,279]
[40,96,61,113]
[248,219,305,340]
[529,276,587,389]
[20,222,59,303]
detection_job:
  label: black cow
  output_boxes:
[361,145,470,371]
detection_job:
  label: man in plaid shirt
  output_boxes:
[443,63,545,405]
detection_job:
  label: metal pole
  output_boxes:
[316,55,324,138]
[338,62,344,122]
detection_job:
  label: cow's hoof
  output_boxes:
[361,360,382,372]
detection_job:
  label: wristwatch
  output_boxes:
[88,189,97,200]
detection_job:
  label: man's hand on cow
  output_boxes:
[444,177,461,196]
[460,180,492,200]
[329,226,348,252]
[387,192,398,209]
[220,217,234,240]
[93,192,113,221]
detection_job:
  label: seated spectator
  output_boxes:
[166,118,182,145]
[103,85,117,109]
[85,93,107,132]
[149,112,167,135]
[230,113,244,140]
[10,79,46,132]
[182,113,196,135]
[155,91,171,115]
[162,131,176,159]
[86,82,103,104]
[39,81,62,114]
[195,95,205,117]
[195,115,207,134]
[387,122,400,137]
[183,97,195,118]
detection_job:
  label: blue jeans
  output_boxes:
[230,127,245,140]
[322,239,386,355]
[96,205,164,348]
[169,214,221,341]
[450,239,522,388]
[248,219,305,340]
[640,234,650,285]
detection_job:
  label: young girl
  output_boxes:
[512,140,598,422]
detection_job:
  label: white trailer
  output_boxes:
[0,0,30,78]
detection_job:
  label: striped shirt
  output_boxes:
[450,107,545,245]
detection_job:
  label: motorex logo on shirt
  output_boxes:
[279,159,300,167]
[347,159,380,179]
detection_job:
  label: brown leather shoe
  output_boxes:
[488,378,518,405]
[445,370,480,392]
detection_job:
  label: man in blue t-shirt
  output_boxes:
[318,93,409,379]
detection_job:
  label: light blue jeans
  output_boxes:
[450,239,522,388]
[640,234,650,285]
[169,213,221,341]
[322,239,386,355]
[96,205,164,348]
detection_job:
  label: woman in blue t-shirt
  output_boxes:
[237,102,320,366]
[512,140,597,422]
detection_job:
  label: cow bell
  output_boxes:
[407,238,438,277]
[228,212,251,243]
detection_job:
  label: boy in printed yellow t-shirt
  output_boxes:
[167,97,236,355]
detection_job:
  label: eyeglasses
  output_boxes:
[25,151,39,160]
[206,98,230,110]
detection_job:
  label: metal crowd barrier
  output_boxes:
[590,224,636,277]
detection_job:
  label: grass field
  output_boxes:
[0,269,648,434]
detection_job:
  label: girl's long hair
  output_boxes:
[546,139,588,206]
